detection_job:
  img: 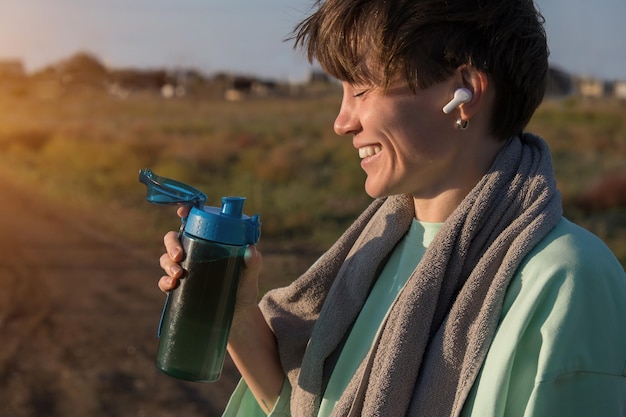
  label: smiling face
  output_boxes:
[334,77,466,201]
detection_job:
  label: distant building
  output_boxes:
[613,80,626,100]
[578,77,610,99]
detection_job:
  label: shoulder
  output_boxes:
[503,217,626,377]
[511,217,625,315]
[467,219,626,416]
[519,217,624,284]
[505,217,625,316]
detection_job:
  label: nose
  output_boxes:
[333,89,361,136]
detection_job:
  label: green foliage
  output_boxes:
[0,91,624,265]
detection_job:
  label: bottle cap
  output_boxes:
[139,168,261,246]
[185,197,261,246]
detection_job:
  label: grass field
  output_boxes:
[0,86,624,265]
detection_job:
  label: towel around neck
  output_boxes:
[259,133,563,417]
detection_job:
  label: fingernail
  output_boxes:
[170,248,181,259]
[170,265,181,276]
[244,247,253,262]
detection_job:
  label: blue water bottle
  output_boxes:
[139,168,261,382]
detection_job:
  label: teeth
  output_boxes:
[358,146,382,159]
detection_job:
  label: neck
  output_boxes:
[412,135,507,222]
[413,189,468,222]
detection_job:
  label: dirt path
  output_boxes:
[0,178,242,417]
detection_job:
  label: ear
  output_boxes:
[455,65,489,122]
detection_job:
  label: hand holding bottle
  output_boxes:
[139,168,261,382]
[158,206,264,316]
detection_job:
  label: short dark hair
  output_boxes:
[291,0,549,140]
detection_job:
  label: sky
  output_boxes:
[0,0,624,82]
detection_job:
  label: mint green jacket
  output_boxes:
[223,218,626,417]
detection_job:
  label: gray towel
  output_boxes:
[259,133,563,417]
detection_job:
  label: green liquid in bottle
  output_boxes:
[156,236,245,382]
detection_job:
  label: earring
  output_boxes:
[456,118,469,130]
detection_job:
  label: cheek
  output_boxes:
[393,116,448,161]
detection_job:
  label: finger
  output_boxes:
[158,275,178,292]
[234,246,263,310]
[163,231,183,262]
[244,245,263,272]
[160,252,183,277]
[177,205,191,218]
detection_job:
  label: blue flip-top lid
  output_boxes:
[139,168,207,208]
[138,168,261,246]
[185,198,261,246]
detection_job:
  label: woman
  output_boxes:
[159,0,626,416]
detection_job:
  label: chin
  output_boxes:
[364,182,390,199]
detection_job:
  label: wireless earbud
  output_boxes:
[442,88,472,114]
